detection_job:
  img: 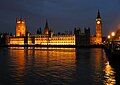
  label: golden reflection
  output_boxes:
[9,47,76,71]
[8,47,26,84]
[91,48,102,72]
[34,48,76,65]
[90,48,116,85]
[104,61,116,85]
[9,48,25,73]
[8,47,76,83]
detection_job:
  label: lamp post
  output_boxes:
[107,35,110,39]
[111,32,115,50]
[111,32,115,42]
[111,32,115,37]
[107,35,111,45]
[107,35,111,49]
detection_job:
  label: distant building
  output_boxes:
[114,29,120,40]
[90,10,102,45]
[8,19,75,45]
[0,33,9,46]
[16,18,27,36]
[8,10,103,46]
[36,27,42,35]
[74,27,90,46]
[44,20,49,35]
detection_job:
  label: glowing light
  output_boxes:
[104,61,116,85]
[111,32,115,37]
[97,21,100,24]
[16,20,26,36]
[9,35,75,45]
[107,35,111,39]
[22,21,24,23]
[17,21,20,23]
[34,35,75,45]
[9,37,24,45]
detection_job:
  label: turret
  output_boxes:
[16,18,27,36]
[97,10,101,19]
[44,20,49,35]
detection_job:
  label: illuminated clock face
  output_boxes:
[97,21,100,24]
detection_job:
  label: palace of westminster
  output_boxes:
[7,10,103,46]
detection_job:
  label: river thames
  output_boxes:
[0,47,119,85]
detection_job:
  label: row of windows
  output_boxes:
[35,38,75,41]
[10,39,24,41]
[49,42,75,43]
[10,40,75,43]
[51,38,75,40]
[35,39,47,41]
[10,42,24,44]
[35,42,75,43]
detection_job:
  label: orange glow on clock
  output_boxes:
[97,21,100,24]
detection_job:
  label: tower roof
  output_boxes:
[97,10,101,18]
[44,19,49,34]
[45,19,49,28]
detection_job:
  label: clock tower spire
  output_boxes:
[96,10,102,44]
[44,19,49,35]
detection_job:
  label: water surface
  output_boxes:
[0,47,118,85]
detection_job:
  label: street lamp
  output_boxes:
[111,32,115,37]
[111,32,115,49]
[107,35,111,39]
[111,32,115,41]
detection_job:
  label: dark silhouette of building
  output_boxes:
[36,27,42,35]
[74,27,90,46]
[0,33,9,46]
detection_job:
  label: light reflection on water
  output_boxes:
[8,47,76,85]
[9,49,25,85]
[0,47,117,85]
[104,61,116,85]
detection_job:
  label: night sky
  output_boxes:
[0,0,120,36]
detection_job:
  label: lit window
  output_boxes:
[17,21,20,23]
[22,21,24,24]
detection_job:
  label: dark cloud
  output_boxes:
[0,0,120,35]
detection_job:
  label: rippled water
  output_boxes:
[0,47,119,85]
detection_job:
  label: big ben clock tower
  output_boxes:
[96,10,102,44]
